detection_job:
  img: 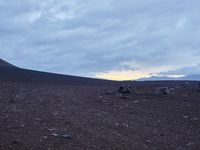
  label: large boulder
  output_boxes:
[118,85,134,94]
[155,87,175,95]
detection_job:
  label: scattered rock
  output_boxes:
[98,96,103,99]
[43,136,48,139]
[35,118,41,121]
[104,90,114,95]
[118,85,134,94]
[160,133,164,137]
[9,99,15,103]
[51,133,59,137]
[61,134,71,139]
[155,87,175,95]
[12,140,21,144]
[15,95,20,98]
[123,123,129,127]
[51,133,71,139]
[186,142,194,146]
[129,111,133,114]
[52,112,58,116]
[96,99,106,103]
[192,117,198,120]
[48,128,58,131]
[146,139,153,143]
[115,123,120,126]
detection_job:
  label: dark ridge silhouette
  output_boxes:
[0,59,18,68]
[0,59,115,85]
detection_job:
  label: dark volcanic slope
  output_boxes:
[0,59,17,68]
[0,59,114,86]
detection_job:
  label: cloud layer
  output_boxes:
[0,0,200,80]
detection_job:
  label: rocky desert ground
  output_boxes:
[0,80,200,150]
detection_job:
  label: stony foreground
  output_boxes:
[0,81,200,150]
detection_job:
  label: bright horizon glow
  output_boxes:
[95,70,151,81]
[95,69,187,81]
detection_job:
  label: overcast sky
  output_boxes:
[0,0,200,80]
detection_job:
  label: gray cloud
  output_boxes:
[0,0,200,78]
[159,64,200,76]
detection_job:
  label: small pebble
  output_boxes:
[98,96,103,99]
[35,118,41,121]
[12,140,20,144]
[52,112,58,116]
[48,128,58,131]
[160,133,164,137]
[51,133,59,137]
[61,134,71,139]
[115,123,120,126]
[146,140,153,143]
[43,136,48,139]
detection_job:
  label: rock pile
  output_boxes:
[118,85,135,94]
[155,87,175,95]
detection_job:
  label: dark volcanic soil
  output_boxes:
[0,80,200,150]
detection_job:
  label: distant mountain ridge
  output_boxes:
[138,75,200,81]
